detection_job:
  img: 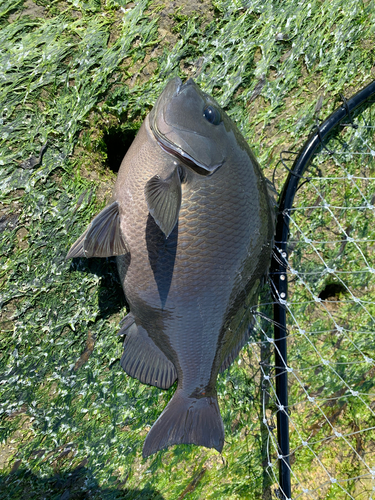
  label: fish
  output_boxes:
[67,77,275,458]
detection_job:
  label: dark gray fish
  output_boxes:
[67,77,275,457]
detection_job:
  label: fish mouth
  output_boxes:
[176,78,194,94]
[171,77,193,95]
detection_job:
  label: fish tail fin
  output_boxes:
[142,390,224,458]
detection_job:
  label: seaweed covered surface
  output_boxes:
[0,0,374,498]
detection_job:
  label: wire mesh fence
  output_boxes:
[260,84,375,499]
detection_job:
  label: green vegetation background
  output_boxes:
[0,0,374,498]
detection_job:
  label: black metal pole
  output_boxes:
[271,227,291,499]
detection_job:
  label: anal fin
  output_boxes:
[119,314,177,390]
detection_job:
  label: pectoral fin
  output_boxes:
[145,168,181,238]
[66,201,128,258]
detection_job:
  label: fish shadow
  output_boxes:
[68,256,127,320]
[146,214,178,308]
[0,465,165,500]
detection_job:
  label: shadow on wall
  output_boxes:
[69,256,127,321]
[0,464,165,500]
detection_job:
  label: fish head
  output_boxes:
[149,77,237,175]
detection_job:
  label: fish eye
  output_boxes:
[203,105,221,125]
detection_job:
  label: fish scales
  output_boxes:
[67,77,275,457]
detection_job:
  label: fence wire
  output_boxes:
[256,84,375,499]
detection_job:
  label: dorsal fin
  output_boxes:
[66,201,128,258]
[144,167,181,238]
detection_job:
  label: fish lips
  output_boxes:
[149,77,225,175]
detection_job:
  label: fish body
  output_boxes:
[67,78,275,457]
